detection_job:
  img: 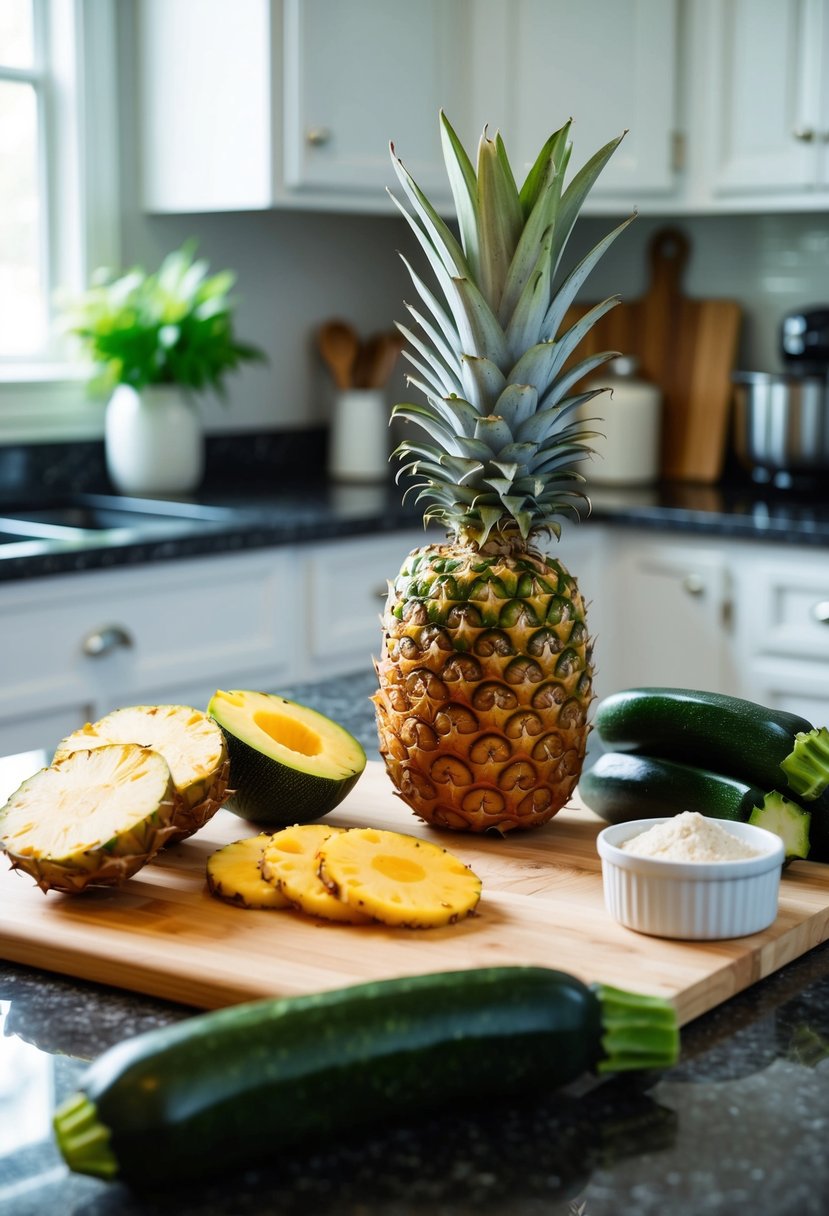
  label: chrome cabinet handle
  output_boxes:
[793,126,816,142]
[812,601,829,624]
[682,572,705,596]
[82,625,134,658]
[306,126,331,146]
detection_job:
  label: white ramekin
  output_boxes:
[596,818,786,940]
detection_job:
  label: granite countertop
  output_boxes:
[3,671,829,1215]
[4,478,829,585]
[4,423,829,583]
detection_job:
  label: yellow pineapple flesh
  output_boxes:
[319,826,482,927]
[0,744,178,893]
[206,835,290,909]
[55,704,230,844]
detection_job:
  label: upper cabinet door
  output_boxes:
[281,0,468,206]
[470,0,680,204]
[703,0,824,197]
[139,0,274,213]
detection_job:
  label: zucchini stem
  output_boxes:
[52,1091,118,1180]
[780,727,829,800]
[593,984,679,1074]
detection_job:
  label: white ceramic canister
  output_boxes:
[581,357,662,486]
[328,389,389,483]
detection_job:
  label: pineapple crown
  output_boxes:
[388,112,634,550]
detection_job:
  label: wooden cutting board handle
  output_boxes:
[638,227,691,388]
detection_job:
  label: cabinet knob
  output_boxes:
[82,625,133,658]
[793,126,816,142]
[682,572,705,596]
[306,126,332,147]
[812,601,829,624]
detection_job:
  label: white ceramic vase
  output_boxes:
[105,384,205,497]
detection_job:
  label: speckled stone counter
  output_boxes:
[5,434,829,583]
[3,671,829,1215]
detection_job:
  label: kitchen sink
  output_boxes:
[0,492,247,543]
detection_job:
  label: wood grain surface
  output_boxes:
[565,226,742,484]
[2,761,828,1026]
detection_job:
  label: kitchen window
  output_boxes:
[0,0,119,440]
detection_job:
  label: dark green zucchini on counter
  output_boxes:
[53,966,678,1188]
[580,751,811,860]
[593,687,829,803]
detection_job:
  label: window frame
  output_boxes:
[0,0,120,441]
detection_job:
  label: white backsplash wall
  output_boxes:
[120,206,829,436]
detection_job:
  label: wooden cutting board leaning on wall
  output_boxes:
[564,227,742,483]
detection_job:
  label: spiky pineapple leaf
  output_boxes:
[543,295,621,388]
[460,355,507,413]
[439,111,480,281]
[477,131,524,313]
[389,143,471,281]
[398,255,462,356]
[505,226,554,358]
[402,307,462,387]
[494,384,539,431]
[550,132,627,277]
[518,119,572,216]
[451,276,511,368]
[474,414,515,451]
[398,324,463,397]
[499,148,565,325]
[542,214,636,342]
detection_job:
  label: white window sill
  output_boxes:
[0,367,105,443]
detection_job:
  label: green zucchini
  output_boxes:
[593,687,829,802]
[53,967,678,1187]
[579,751,768,825]
[749,792,811,860]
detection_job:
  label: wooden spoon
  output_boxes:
[357,331,405,388]
[317,320,360,390]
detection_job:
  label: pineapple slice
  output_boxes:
[0,744,177,893]
[55,705,230,844]
[206,835,290,910]
[260,825,371,924]
[319,828,482,929]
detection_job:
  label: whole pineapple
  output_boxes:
[373,113,632,834]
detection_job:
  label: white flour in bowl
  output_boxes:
[621,812,759,862]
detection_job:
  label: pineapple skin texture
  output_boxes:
[373,543,594,833]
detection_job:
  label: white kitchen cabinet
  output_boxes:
[731,542,829,721]
[303,531,424,678]
[136,0,680,217]
[470,0,681,206]
[138,0,275,212]
[0,550,299,757]
[137,0,468,215]
[693,0,829,207]
[281,0,467,206]
[595,531,738,699]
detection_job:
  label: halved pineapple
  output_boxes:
[55,705,230,843]
[319,827,482,928]
[0,744,177,893]
[206,835,290,910]
[260,825,371,924]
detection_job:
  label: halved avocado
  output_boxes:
[207,689,366,826]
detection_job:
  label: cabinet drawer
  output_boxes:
[748,559,829,660]
[305,533,423,675]
[0,551,297,717]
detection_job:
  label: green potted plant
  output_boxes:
[63,241,264,496]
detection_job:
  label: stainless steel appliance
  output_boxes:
[732,307,829,482]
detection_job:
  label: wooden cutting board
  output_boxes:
[566,227,742,483]
[2,762,828,1027]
